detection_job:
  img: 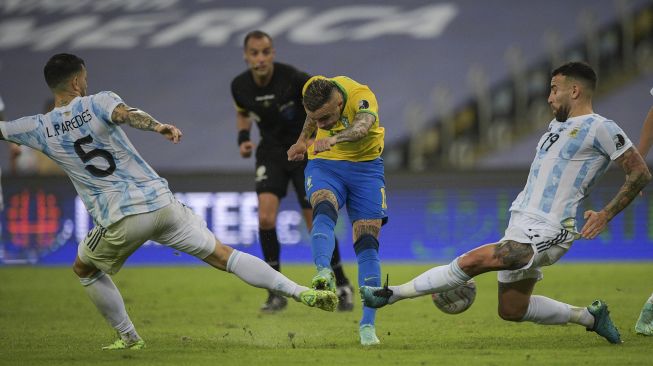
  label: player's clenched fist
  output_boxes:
[287,141,307,161]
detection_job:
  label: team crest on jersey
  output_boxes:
[340,116,350,127]
[614,134,625,149]
[358,100,369,110]
[568,127,580,138]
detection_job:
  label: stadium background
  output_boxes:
[0,0,652,266]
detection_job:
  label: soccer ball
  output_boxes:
[431,280,477,314]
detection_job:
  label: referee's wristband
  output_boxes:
[238,130,250,146]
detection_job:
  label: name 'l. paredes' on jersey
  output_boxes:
[510,113,633,227]
[0,91,173,228]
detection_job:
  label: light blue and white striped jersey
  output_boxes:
[0,91,173,227]
[510,113,632,226]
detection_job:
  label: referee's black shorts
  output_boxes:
[255,149,311,209]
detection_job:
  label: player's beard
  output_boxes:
[554,104,570,122]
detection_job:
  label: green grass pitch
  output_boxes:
[1,262,651,366]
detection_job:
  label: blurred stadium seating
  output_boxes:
[1,0,652,265]
[0,0,650,173]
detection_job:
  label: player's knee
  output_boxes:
[498,303,527,322]
[72,258,98,278]
[258,212,276,229]
[457,253,487,275]
[312,200,337,225]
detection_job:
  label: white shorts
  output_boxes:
[78,200,215,275]
[497,212,575,283]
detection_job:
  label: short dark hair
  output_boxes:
[303,79,337,112]
[243,30,272,49]
[551,61,597,91]
[44,53,85,90]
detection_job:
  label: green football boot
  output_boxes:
[311,268,336,293]
[102,338,146,350]
[586,300,622,344]
[299,289,339,312]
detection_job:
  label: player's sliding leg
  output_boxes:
[205,242,338,312]
[635,293,653,335]
[360,257,472,308]
[355,233,382,346]
[73,257,145,350]
[498,279,621,344]
[309,196,338,293]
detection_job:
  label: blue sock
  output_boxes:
[355,234,381,327]
[311,201,338,270]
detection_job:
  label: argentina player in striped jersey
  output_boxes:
[361,62,651,344]
[0,53,339,350]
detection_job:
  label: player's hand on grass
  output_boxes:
[287,141,307,161]
[239,141,254,158]
[156,124,182,143]
[581,210,609,239]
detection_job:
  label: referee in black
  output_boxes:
[231,30,353,313]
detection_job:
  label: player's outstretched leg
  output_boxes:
[225,249,338,311]
[635,299,653,336]
[587,300,622,344]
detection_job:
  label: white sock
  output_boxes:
[520,295,590,326]
[389,258,470,304]
[226,249,308,300]
[80,271,141,342]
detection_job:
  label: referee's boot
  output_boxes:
[260,291,288,313]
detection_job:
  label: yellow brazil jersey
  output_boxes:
[303,76,385,161]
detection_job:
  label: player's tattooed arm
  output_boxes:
[287,117,317,161]
[111,103,161,131]
[298,116,317,143]
[112,103,183,143]
[334,112,375,143]
[603,147,652,219]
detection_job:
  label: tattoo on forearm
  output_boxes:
[300,118,317,141]
[125,109,161,131]
[604,149,652,219]
[493,241,533,269]
[334,113,375,143]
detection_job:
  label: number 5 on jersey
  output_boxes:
[74,135,116,177]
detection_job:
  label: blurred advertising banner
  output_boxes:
[1,172,651,265]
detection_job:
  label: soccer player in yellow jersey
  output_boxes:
[288,76,387,346]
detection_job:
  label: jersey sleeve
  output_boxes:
[593,120,633,160]
[90,91,124,125]
[230,79,247,113]
[0,115,43,149]
[349,86,379,122]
